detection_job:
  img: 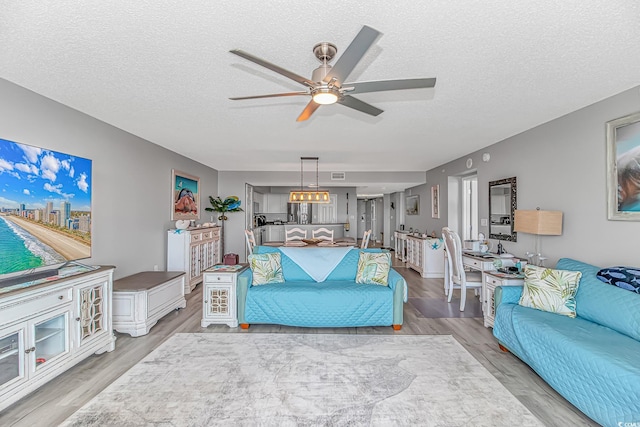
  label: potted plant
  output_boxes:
[205,196,243,255]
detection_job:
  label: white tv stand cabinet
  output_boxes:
[0,265,116,411]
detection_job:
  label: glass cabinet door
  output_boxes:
[33,311,69,372]
[0,330,23,388]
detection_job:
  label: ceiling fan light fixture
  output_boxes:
[312,88,339,105]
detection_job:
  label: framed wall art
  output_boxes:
[406,195,419,215]
[171,169,200,220]
[606,111,640,220]
[431,185,440,219]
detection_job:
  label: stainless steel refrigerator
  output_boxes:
[287,203,312,224]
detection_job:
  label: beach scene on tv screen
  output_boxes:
[0,138,92,275]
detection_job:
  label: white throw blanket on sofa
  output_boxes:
[279,247,352,282]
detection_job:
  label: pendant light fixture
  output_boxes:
[289,157,330,203]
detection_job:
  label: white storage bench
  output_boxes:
[112,271,186,337]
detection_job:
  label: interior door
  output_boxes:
[317,194,337,223]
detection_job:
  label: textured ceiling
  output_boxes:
[1,1,639,194]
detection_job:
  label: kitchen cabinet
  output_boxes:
[167,226,221,292]
[265,225,285,242]
[265,194,288,214]
[254,192,264,213]
[0,266,115,411]
[253,226,263,245]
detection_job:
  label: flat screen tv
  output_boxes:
[0,138,92,282]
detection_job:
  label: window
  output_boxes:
[461,175,478,240]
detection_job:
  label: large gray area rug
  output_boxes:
[62,333,542,426]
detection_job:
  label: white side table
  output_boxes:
[201,265,248,328]
[482,271,524,328]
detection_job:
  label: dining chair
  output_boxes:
[441,227,482,311]
[245,229,256,255]
[285,227,307,242]
[312,227,334,242]
[360,229,372,249]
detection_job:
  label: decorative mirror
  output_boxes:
[489,177,517,242]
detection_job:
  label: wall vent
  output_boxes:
[331,172,346,181]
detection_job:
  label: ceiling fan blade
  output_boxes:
[296,100,321,122]
[344,78,436,95]
[230,49,316,88]
[338,95,383,117]
[229,91,309,101]
[323,25,381,85]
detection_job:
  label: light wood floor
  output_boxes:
[1,257,598,426]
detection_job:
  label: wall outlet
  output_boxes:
[153,265,159,271]
[480,218,488,226]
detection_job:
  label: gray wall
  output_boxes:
[406,86,640,267]
[0,79,219,279]
[402,183,434,235]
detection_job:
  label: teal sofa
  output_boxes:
[493,258,640,426]
[237,246,406,329]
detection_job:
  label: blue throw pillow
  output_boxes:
[596,267,640,293]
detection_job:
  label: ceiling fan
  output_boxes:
[229,25,436,122]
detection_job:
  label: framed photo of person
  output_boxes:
[171,169,200,220]
[606,111,640,221]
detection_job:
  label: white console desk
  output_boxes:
[444,252,498,295]
[444,252,523,327]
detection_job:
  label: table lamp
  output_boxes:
[513,208,563,266]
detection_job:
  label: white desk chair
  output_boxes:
[312,227,334,242]
[245,229,256,255]
[442,227,482,311]
[360,229,372,249]
[285,227,307,242]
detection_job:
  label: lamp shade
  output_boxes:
[514,210,563,235]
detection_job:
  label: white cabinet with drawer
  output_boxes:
[482,271,524,328]
[0,266,115,411]
[406,236,444,278]
[201,265,248,328]
[462,255,496,272]
[167,226,221,293]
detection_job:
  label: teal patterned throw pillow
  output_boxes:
[519,265,582,317]
[248,252,284,285]
[356,251,391,286]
